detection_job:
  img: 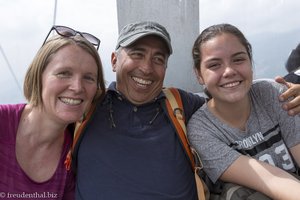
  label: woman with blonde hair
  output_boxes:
[0,25,105,199]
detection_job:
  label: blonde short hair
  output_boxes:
[23,35,106,106]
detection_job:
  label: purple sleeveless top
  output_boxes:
[0,104,74,200]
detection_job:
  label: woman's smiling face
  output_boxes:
[41,44,98,124]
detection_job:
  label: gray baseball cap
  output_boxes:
[115,21,172,54]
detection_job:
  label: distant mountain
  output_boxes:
[250,28,300,79]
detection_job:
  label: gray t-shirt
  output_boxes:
[187,79,300,183]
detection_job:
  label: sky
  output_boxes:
[1,0,300,104]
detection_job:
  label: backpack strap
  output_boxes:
[163,87,208,200]
[163,88,195,168]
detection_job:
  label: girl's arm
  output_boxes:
[290,144,300,166]
[220,155,300,200]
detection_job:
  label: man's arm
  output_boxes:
[275,76,300,116]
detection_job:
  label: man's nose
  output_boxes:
[140,57,154,74]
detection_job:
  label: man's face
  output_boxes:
[111,35,169,105]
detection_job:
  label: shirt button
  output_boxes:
[133,106,138,112]
[117,96,123,101]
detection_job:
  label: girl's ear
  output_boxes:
[194,68,205,85]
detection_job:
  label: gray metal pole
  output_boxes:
[53,0,58,26]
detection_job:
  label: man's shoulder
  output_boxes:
[164,87,204,98]
[284,72,300,84]
[164,87,205,119]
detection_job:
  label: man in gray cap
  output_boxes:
[284,43,300,84]
[74,21,300,200]
[74,21,204,200]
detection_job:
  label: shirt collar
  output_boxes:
[107,81,166,103]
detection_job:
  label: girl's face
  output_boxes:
[197,33,253,104]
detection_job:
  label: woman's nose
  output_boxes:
[69,77,83,92]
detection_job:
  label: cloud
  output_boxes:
[199,0,300,80]
[200,0,300,35]
[1,0,300,103]
[0,0,118,103]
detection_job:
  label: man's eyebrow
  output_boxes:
[155,51,167,57]
[126,46,167,56]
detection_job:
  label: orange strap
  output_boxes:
[163,88,208,200]
[64,102,97,170]
[163,88,195,168]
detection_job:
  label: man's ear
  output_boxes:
[111,52,117,72]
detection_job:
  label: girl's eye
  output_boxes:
[207,63,220,69]
[233,57,246,63]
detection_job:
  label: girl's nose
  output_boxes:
[223,65,237,77]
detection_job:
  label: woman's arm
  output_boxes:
[220,155,300,200]
[275,76,300,116]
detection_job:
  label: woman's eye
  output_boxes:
[84,75,96,83]
[56,71,71,78]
